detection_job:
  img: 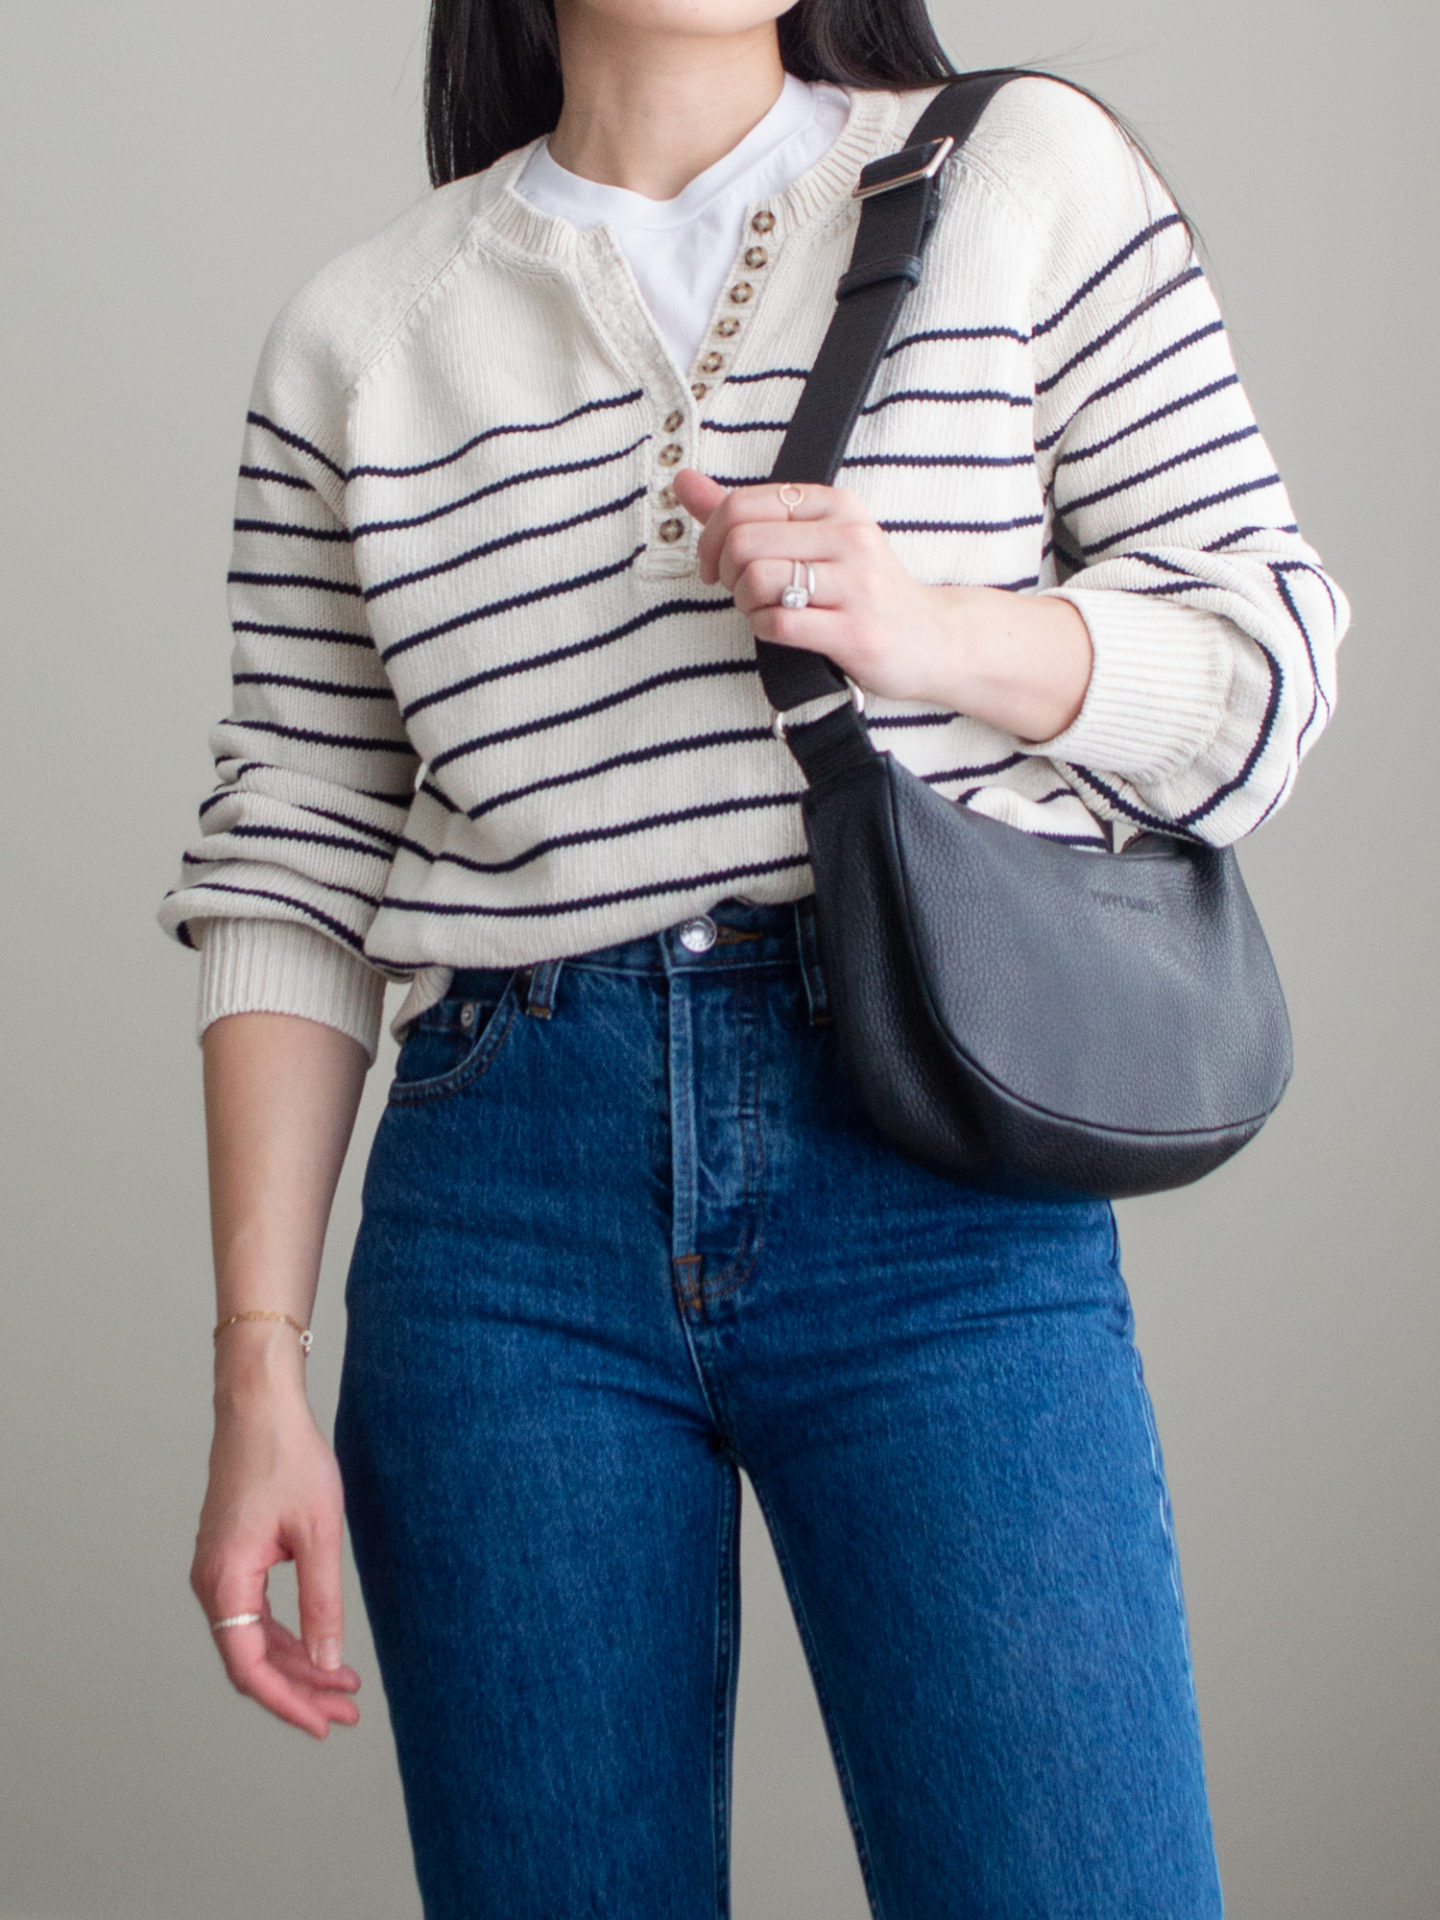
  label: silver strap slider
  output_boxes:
[852,135,956,200]
[771,678,866,740]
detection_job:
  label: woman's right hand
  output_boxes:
[190,1320,362,1739]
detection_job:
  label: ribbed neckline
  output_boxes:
[472,84,913,268]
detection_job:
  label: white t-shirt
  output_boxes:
[515,74,852,378]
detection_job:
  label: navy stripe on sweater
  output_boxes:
[232,619,373,648]
[373,853,811,924]
[394,791,802,878]
[381,547,646,664]
[430,659,760,773]
[1056,426,1261,517]
[461,728,775,821]
[350,439,650,539]
[1033,214,1188,338]
[1079,472,1285,557]
[347,391,645,481]
[402,596,730,720]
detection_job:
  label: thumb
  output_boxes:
[672,467,728,524]
[295,1516,346,1673]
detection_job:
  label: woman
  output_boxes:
[163,2,1347,1914]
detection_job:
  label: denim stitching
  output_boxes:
[698,971,767,1300]
[386,973,523,1106]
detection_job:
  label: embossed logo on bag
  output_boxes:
[1090,891,1162,915]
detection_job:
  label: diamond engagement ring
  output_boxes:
[780,561,816,610]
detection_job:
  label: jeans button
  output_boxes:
[678,915,718,954]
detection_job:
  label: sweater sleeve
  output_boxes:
[156,299,419,1060]
[1006,80,1349,845]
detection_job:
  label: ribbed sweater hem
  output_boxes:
[195,919,386,1064]
[1029,588,1235,781]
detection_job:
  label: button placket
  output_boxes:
[654,414,690,545]
[647,204,779,566]
[686,207,776,406]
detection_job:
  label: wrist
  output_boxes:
[213,1318,311,1409]
[909,585,982,710]
[912,585,1093,741]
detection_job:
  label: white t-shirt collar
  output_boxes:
[516,74,851,377]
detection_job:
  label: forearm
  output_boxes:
[915,586,1093,745]
[203,1011,369,1399]
[680,472,1095,742]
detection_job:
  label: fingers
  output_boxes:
[730,552,843,619]
[194,1538,360,1741]
[677,473,866,585]
[295,1511,347,1678]
[193,1550,271,1690]
[670,467,727,526]
[746,602,851,656]
[241,1623,361,1739]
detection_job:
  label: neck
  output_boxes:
[548,6,787,199]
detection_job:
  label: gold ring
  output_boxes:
[778,484,804,519]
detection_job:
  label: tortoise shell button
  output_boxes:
[744,246,768,269]
[658,442,683,467]
[658,483,678,508]
[658,518,685,544]
[699,352,724,374]
[717,317,740,339]
[692,381,710,400]
[729,281,754,304]
[663,409,684,433]
[751,209,776,233]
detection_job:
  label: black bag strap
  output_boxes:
[754,71,1021,778]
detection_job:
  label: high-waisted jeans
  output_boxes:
[334,897,1223,1919]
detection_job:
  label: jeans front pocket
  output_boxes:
[388,967,522,1106]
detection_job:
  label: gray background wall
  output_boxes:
[2,2,1434,1915]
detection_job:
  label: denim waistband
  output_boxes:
[446,896,830,1023]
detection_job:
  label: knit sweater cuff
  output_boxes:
[1024,589,1236,783]
[194,919,386,1064]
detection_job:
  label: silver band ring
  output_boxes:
[780,561,816,611]
[210,1613,264,1633]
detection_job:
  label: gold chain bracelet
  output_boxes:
[213,1310,313,1355]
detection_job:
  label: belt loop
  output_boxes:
[793,898,831,1025]
[525,957,564,1019]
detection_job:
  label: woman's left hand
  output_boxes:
[672,469,1093,742]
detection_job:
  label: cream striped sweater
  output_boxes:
[157,78,1349,1062]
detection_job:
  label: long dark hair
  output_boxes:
[425,0,957,186]
[423,0,1193,256]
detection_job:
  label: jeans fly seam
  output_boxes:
[701,972,767,1300]
[668,974,699,1266]
[747,1479,890,1920]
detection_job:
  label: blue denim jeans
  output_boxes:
[334,898,1222,1919]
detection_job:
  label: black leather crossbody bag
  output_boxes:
[757,73,1292,1199]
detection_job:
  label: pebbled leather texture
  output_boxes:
[769,74,1295,1200]
[802,750,1292,1199]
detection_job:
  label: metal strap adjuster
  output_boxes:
[852,134,956,200]
[771,678,866,740]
